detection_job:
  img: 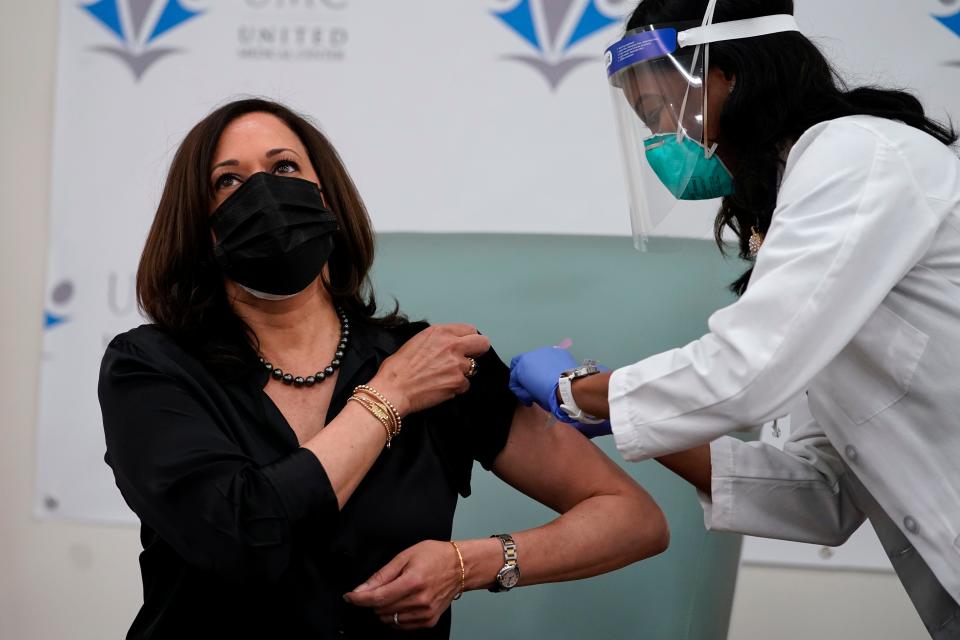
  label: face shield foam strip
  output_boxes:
[604,14,800,79]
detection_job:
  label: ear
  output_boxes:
[708,67,736,95]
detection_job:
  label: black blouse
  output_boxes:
[98,319,517,639]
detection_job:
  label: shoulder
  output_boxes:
[786,116,957,192]
[107,324,176,352]
[101,324,201,380]
[105,324,184,361]
[780,116,948,209]
[355,319,431,356]
[786,116,886,173]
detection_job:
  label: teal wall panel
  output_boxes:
[371,234,747,640]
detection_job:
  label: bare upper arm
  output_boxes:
[491,403,650,514]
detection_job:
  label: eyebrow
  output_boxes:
[210,148,302,173]
[266,147,300,158]
[211,158,238,172]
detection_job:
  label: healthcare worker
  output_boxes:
[508,0,960,637]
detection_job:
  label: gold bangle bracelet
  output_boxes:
[354,385,403,433]
[348,395,395,448]
[348,395,392,435]
[450,541,465,600]
[352,393,398,432]
[350,394,394,433]
[354,386,402,435]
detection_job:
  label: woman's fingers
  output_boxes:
[346,572,416,610]
[370,323,492,415]
[434,323,478,337]
[455,333,490,357]
[377,609,434,630]
[356,541,459,630]
[345,554,410,607]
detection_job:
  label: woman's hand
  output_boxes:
[508,346,578,419]
[344,540,463,630]
[371,324,490,416]
[509,346,613,435]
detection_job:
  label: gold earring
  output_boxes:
[748,227,764,258]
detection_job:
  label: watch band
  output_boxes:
[558,361,606,424]
[489,534,520,592]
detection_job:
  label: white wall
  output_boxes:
[0,3,142,638]
[0,3,932,639]
[729,566,927,640]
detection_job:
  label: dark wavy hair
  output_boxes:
[627,0,958,295]
[137,98,404,370]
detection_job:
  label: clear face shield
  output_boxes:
[604,5,800,249]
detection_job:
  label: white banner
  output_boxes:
[37,0,960,563]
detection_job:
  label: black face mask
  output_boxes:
[210,173,338,297]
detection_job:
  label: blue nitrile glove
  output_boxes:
[509,346,577,423]
[509,347,615,438]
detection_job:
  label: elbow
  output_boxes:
[202,545,292,585]
[627,499,670,561]
[811,520,861,548]
[177,528,295,585]
[647,508,671,558]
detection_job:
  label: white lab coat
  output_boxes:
[608,115,960,635]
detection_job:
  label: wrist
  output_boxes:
[570,372,612,420]
[455,538,502,591]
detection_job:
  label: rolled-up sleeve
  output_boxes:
[698,419,865,546]
[609,119,943,461]
[99,337,339,583]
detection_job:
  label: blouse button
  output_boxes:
[903,516,919,534]
[844,445,858,462]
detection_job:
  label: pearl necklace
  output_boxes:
[258,307,349,388]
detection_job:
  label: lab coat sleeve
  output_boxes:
[699,419,866,545]
[609,119,944,461]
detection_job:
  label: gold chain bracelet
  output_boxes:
[348,395,396,448]
[354,385,403,435]
[450,541,465,600]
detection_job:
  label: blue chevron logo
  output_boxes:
[492,0,626,90]
[934,8,960,39]
[80,0,205,81]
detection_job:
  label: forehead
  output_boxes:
[622,65,687,103]
[213,112,306,159]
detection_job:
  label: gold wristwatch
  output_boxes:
[489,534,520,592]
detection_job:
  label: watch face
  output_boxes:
[499,566,520,589]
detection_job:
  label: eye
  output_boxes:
[273,158,300,175]
[214,173,241,191]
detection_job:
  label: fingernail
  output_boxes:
[343,594,352,603]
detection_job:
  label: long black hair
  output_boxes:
[627,0,957,294]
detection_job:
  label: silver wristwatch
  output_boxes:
[558,360,605,424]
[489,534,520,592]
